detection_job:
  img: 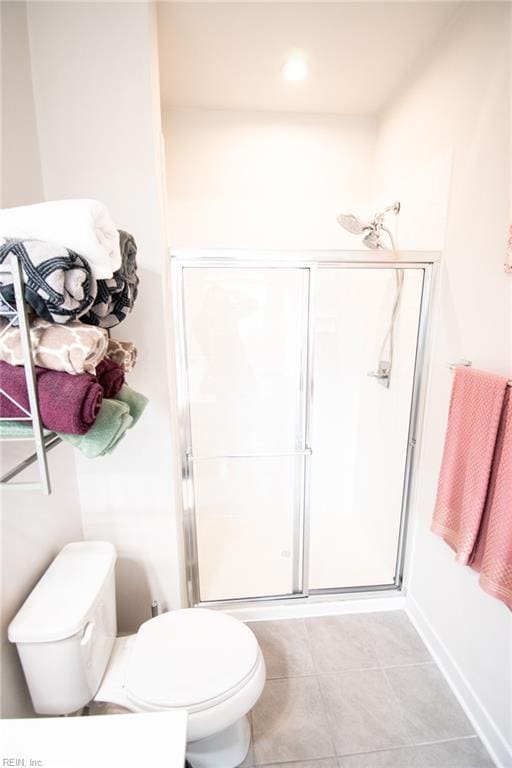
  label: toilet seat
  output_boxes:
[124,609,260,713]
[94,608,266,744]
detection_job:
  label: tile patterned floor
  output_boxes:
[240,611,494,768]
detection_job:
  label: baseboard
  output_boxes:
[224,593,406,622]
[406,596,512,768]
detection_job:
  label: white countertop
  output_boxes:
[0,711,188,768]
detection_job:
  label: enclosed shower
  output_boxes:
[173,250,434,607]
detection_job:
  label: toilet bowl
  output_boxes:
[94,609,266,767]
[8,542,266,768]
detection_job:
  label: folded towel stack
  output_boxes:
[0,200,139,327]
[0,199,147,457]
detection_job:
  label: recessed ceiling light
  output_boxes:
[282,53,308,82]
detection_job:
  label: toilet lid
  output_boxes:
[124,609,260,710]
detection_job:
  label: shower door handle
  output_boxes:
[186,448,312,461]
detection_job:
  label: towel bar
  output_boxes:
[448,361,512,387]
[186,448,313,461]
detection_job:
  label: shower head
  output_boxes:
[337,202,401,251]
[362,230,381,250]
[336,213,372,235]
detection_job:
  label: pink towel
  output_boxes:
[431,367,509,564]
[471,389,512,609]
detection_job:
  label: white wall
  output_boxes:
[163,107,376,249]
[0,2,84,719]
[24,1,184,631]
[1,2,43,208]
[373,4,511,762]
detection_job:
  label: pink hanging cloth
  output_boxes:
[471,388,512,609]
[431,367,509,564]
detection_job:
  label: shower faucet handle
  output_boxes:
[368,360,391,387]
[368,371,389,379]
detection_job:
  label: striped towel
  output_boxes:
[81,230,138,329]
[0,239,96,324]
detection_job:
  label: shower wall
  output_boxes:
[162,107,377,250]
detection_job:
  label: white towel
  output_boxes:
[0,199,121,279]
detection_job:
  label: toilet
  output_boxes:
[8,542,266,768]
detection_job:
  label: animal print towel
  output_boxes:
[106,339,138,373]
[0,318,108,375]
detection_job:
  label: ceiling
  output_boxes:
[157,2,462,115]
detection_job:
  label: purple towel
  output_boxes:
[95,357,125,398]
[0,361,102,435]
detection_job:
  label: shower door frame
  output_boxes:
[171,250,438,609]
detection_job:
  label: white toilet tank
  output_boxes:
[8,541,117,715]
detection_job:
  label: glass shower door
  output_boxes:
[308,267,424,590]
[180,266,310,602]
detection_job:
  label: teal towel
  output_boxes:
[59,399,133,458]
[116,384,148,427]
[3,384,148,459]
[0,421,51,438]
